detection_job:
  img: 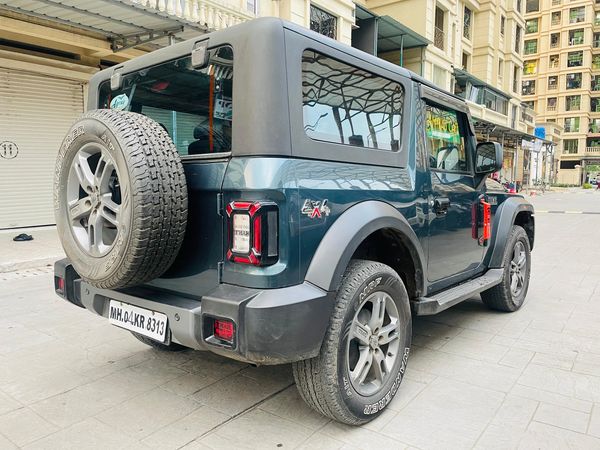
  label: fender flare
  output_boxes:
[487,196,535,268]
[304,200,426,295]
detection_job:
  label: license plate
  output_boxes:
[108,300,168,343]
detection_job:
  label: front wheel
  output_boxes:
[481,225,531,312]
[293,260,412,425]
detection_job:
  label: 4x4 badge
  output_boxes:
[302,199,330,218]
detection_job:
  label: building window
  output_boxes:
[590,119,600,134]
[595,12,600,27]
[569,6,585,24]
[513,65,519,93]
[525,18,538,34]
[549,54,560,68]
[523,60,537,75]
[593,98,600,113]
[246,0,258,14]
[309,5,337,39]
[564,117,580,133]
[433,64,447,89]
[551,0,561,5]
[563,139,578,154]
[565,95,581,111]
[525,0,539,13]
[594,33,600,49]
[301,50,405,150]
[515,26,522,53]
[524,39,537,55]
[569,29,584,46]
[523,100,535,111]
[551,11,561,26]
[566,73,582,89]
[547,97,557,111]
[594,55,600,70]
[548,76,558,90]
[463,6,472,40]
[550,33,560,48]
[434,6,445,50]
[498,58,504,79]
[592,75,600,91]
[462,52,470,70]
[567,51,583,68]
[522,79,535,95]
[500,16,506,36]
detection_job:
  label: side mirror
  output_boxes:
[475,142,503,174]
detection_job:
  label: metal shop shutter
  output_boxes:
[0,68,84,229]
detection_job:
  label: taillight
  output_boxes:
[226,201,278,266]
[55,276,65,296]
[214,319,235,342]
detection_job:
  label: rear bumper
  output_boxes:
[54,259,333,365]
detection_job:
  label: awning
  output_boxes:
[355,5,429,54]
[473,119,554,146]
[0,0,217,52]
[454,68,510,100]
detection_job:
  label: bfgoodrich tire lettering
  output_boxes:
[54,109,188,289]
[293,260,412,425]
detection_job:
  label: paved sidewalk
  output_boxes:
[0,227,64,273]
[0,193,600,449]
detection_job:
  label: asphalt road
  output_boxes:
[1,190,600,449]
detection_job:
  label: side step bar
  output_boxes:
[412,269,504,316]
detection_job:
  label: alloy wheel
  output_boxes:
[509,241,527,297]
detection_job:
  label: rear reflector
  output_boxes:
[214,319,235,342]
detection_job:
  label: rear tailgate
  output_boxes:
[146,159,228,297]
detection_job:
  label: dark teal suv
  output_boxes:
[53,18,534,425]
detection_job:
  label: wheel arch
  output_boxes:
[304,201,426,298]
[487,196,535,268]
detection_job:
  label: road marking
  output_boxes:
[565,211,583,214]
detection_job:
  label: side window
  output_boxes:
[302,50,405,151]
[425,104,469,172]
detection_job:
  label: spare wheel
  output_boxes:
[54,109,188,289]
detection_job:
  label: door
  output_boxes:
[0,69,84,228]
[425,102,484,283]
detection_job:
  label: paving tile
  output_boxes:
[489,394,538,430]
[518,421,600,449]
[590,403,600,438]
[440,336,509,363]
[160,372,219,397]
[322,420,408,450]
[178,352,248,379]
[498,347,534,370]
[0,391,21,416]
[381,377,504,449]
[0,408,58,447]
[296,432,346,450]
[22,417,147,450]
[533,402,590,433]
[259,385,329,431]
[141,405,230,449]
[192,368,293,416]
[0,433,17,449]
[517,363,600,403]
[510,384,592,413]
[95,387,202,439]
[474,424,527,450]
[199,409,312,449]
[531,352,576,370]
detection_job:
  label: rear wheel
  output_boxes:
[293,260,412,425]
[481,225,531,312]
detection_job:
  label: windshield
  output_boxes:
[98,45,233,157]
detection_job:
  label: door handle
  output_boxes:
[434,197,450,215]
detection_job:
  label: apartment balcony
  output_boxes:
[133,0,255,31]
[586,146,600,155]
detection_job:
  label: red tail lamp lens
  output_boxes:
[57,277,65,292]
[214,319,234,342]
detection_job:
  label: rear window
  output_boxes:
[302,50,404,151]
[98,45,233,156]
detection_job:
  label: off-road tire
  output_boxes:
[481,225,531,312]
[292,260,412,425]
[131,332,187,352]
[54,109,188,289]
